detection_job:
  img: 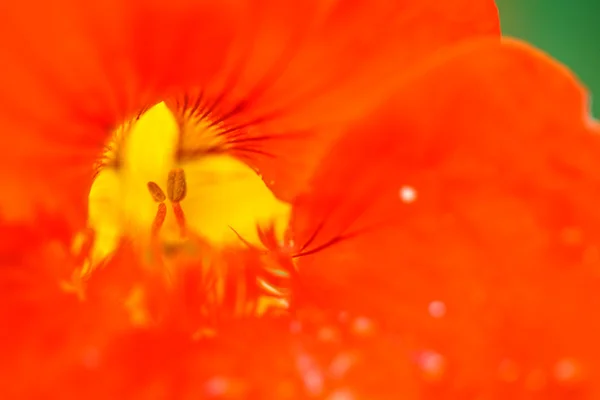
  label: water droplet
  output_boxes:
[399,185,417,203]
[554,358,581,383]
[352,316,374,336]
[302,369,324,396]
[329,353,355,379]
[327,388,355,400]
[428,300,446,318]
[417,350,446,381]
[205,376,230,396]
[296,352,324,395]
[296,354,315,372]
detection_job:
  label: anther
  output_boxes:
[167,168,187,202]
[147,181,166,202]
[167,168,188,237]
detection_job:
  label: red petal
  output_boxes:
[0,218,139,398]
[3,313,421,399]
[1,221,418,398]
[0,0,237,225]
[291,38,600,396]
[170,0,499,201]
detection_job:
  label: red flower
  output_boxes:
[3,0,599,399]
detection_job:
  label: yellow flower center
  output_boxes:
[87,101,291,264]
[68,100,297,328]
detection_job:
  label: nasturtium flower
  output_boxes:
[2,0,600,398]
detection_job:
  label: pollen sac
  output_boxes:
[167,168,187,202]
[147,181,166,202]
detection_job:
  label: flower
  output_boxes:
[3,0,600,399]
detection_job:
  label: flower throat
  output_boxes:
[78,101,295,333]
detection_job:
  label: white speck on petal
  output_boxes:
[554,358,579,383]
[417,350,446,381]
[399,185,417,203]
[205,376,230,396]
[296,353,315,372]
[302,369,324,396]
[428,300,446,318]
[327,388,355,400]
[329,353,355,379]
[352,316,374,336]
[296,353,324,395]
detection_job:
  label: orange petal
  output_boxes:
[0,0,237,225]
[1,220,419,398]
[3,312,421,399]
[169,0,500,201]
[0,218,140,398]
[290,38,600,396]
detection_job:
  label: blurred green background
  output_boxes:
[496,1,599,116]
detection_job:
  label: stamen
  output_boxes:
[71,228,95,262]
[70,228,97,281]
[151,202,167,236]
[172,202,187,237]
[257,277,286,297]
[256,296,289,316]
[59,269,86,301]
[150,203,168,270]
[228,225,256,249]
[147,181,167,203]
[167,168,187,202]
[125,285,151,327]
[166,168,188,237]
[227,223,297,315]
